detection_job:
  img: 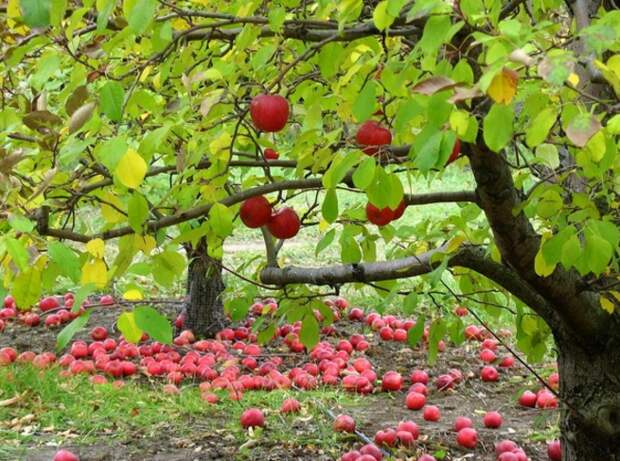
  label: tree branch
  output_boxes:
[467,144,606,341]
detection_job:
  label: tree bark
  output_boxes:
[556,334,620,460]
[184,238,227,338]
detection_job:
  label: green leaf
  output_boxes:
[72,284,96,313]
[322,189,339,223]
[56,309,91,351]
[96,0,116,31]
[526,108,558,147]
[407,315,425,348]
[402,292,418,315]
[128,192,149,233]
[373,1,394,31]
[48,242,81,283]
[414,130,443,172]
[541,226,575,266]
[483,104,514,152]
[257,322,277,344]
[561,234,581,270]
[20,0,51,27]
[340,232,362,264]
[208,203,233,238]
[117,311,143,344]
[352,81,376,122]
[134,306,172,344]
[323,151,361,189]
[100,81,125,122]
[352,156,376,190]
[427,318,447,365]
[8,214,34,232]
[300,313,320,349]
[226,297,251,322]
[585,230,613,275]
[128,0,157,35]
[316,229,336,256]
[5,238,29,271]
[13,267,41,309]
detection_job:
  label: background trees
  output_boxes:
[1,0,620,459]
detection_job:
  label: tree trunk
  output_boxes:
[556,335,620,460]
[184,238,227,338]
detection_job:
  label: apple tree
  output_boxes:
[2,1,620,459]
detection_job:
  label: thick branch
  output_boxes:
[467,144,606,340]
[260,245,560,327]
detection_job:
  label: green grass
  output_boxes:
[0,365,361,459]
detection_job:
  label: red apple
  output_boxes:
[393,328,407,342]
[456,427,478,449]
[499,355,515,368]
[381,371,403,392]
[396,430,415,446]
[446,138,461,165]
[90,326,108,341]
[53,449,79,461]
[423,405,440,422]
[240,196,272,228]
[536,390,558,409]
[499,453,519,461]
[340,451,361,461]
[348,308,364,321]
[374,429,397,447]
[518,390,537,407]
[483,411,502,428]
[410,370,429,384]
[496,440,519,455]
[480,348,497,363]
[39,296,60,311]
[267,207,300,239]
[454,306,468,316]
[396,420,419,438]
[481,366,499,382]
[100,295,114,305]
[250,94,289,132]
[405,392,426,410]
[454,416,473,432]
[3,295,15,309]
[418,456,437,461]
[333,414,356,433]
[356,121,392,156]
[240,408,265,428]
[280,398,301,414]
[359,443,383,460]
[264,148,279,160]
[547,440,561,460]
[366,203,394,226]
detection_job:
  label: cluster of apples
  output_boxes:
[239,195,301,239]
[0,294,114,332]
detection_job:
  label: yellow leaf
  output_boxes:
[134,235,156,254]
[318,219,329,232]
[86,239,105,258]
[446,235,466,253]
[534,248,556,277]
[600,297,615,314]
[209,132,231,157]
[100,192,126,224]
[123,289,143,301]
[610,290,620,302]
[81,259,108,289]
[487,68,519,104]
[115,149,147,189]
[594,57,620,98]
[567,73,580,87]
[449,110,470,137]
[139,66,152,83]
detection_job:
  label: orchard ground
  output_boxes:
[0,295,560,461]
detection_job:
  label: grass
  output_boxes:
[0,365,361,460]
